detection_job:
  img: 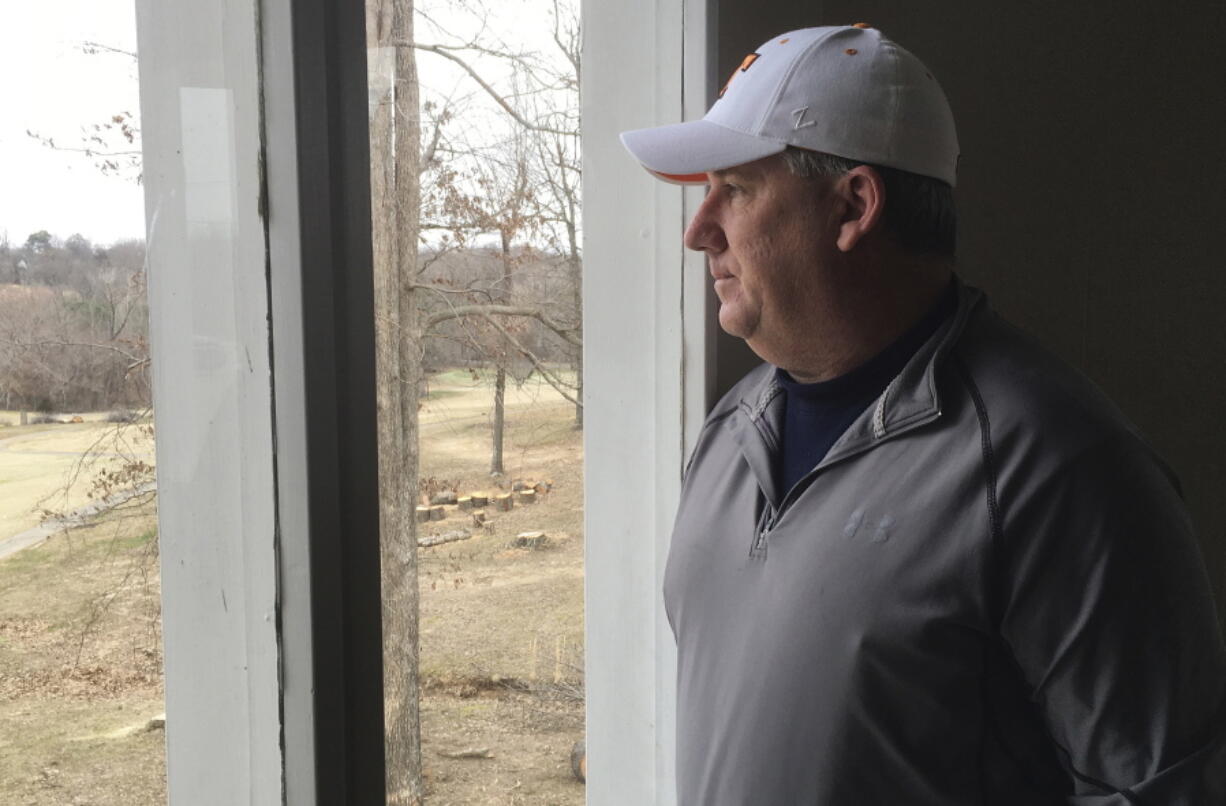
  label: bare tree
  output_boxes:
[412,0,583,466]
[524,0,583,427]
[367,0,425,801]
[423,122,538,474]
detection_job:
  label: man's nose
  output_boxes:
[683,195,727,253]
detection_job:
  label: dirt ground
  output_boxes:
[0,371,585,805]
[0,504,165,806]
[417,371,585,805]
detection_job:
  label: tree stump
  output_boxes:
[457,496,473,511]
[514,531,548,549]
[470,493,489,507]
[570,740,586,783]
[429,506,446,521]
[415,506,432,523]
[494,493,514,512]
[516,489,536,505]
[471,510,487,527]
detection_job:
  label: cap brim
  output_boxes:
[620,120,786,184]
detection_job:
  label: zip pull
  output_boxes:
[751,507,776,557]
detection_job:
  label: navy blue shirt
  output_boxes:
[776,285,957,494]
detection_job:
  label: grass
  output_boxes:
[1,371,585,805]
[422,387,467,402]
[0,503,165,806]
[0,418,155,542]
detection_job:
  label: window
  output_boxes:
[4,0,707,803]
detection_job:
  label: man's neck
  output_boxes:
[778,260,954,384]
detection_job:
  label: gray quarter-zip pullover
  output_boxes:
[665,281,1226,805]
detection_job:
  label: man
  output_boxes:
[620,24,1226,806]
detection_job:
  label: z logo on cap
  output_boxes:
[718,52,760,98]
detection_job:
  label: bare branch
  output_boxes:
[425,304,581,348]
[413,281,496,299]
[2,337,145,366]
[25,130,141,158]
[551,0,581,82]
[79,40,138,60]
[480,314,580,408]
[409,43,574,137]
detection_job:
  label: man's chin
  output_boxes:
[717,308,755,341]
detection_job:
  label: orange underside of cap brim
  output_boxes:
[647,169,709,185]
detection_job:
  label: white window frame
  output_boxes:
[139,0,713,801]
[581,0,714,803]
[139,0,385,802]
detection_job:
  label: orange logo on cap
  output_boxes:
[718,52,761,98]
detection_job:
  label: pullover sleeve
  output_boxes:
[998,437,1226,805]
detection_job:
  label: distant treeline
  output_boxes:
[0,232,581,412]
[0,231,149,413]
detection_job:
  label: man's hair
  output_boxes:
[780,147,957,258]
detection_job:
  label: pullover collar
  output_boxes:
[728,276,984,508]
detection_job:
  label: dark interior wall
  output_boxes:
[710,0,1226,630]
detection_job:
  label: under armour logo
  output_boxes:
[872,514,895,544]
[843,508,894,544]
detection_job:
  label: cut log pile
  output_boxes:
[418,528,473,548]
[412,479,554,546]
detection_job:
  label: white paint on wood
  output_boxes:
[582,0,710,803]
[136,1,283,803]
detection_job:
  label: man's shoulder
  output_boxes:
[950,302,1156,467]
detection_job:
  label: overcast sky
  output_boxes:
[1,0,143,248]
[0,0,575,250]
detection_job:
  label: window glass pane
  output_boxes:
[0,2,165,803]
[366,0,586,800]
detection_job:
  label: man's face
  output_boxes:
[684,155,837,361]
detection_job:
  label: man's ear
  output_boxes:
[835,165,886,253]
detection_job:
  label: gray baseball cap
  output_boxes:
[620,24,959,186]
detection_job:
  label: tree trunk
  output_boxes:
[489,228,513,474]
[491,366,506,475]
[573,346,583,429]
[563,210,583,430]
[367,0,424,803]
[569,252,583,429]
